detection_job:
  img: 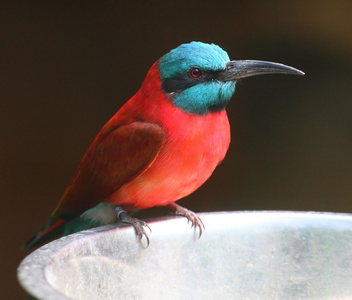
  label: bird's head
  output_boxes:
[158,42,304,115]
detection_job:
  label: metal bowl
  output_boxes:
[18,211,352,299]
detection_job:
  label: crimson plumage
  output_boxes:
[25,42,303,249]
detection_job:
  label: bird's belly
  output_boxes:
[108,142,226,210]
[107,112,230,210]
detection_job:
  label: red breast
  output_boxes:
[105,62,231,209]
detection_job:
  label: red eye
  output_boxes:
[190,68,202,78]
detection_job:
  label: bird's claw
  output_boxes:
[115,206,151,247]
[168,203,205,238]
[133,219,151,247]
[183,210,205,239]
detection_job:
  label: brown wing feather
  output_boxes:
[52,121,166,218]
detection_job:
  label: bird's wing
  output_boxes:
[52,121,166,218]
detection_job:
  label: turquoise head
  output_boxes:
[158,42,304,115]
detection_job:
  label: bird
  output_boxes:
[25,42,304,249]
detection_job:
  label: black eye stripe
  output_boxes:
[162,70,222,96]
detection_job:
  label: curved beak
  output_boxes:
[220,60,305,81]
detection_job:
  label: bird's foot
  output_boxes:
[114,206,151,247]
[167,202,205,238]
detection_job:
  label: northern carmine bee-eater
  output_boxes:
[25,42,304,249]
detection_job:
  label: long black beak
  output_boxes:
[220,60,305,81]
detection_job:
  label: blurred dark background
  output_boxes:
[1,0,352,298]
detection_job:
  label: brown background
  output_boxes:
[1,1,352,298]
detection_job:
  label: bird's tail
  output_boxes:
[24,219,66,250]
[24,203,119,250]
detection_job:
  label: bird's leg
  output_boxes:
[114,206,151,246]
[167,202,205,238]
